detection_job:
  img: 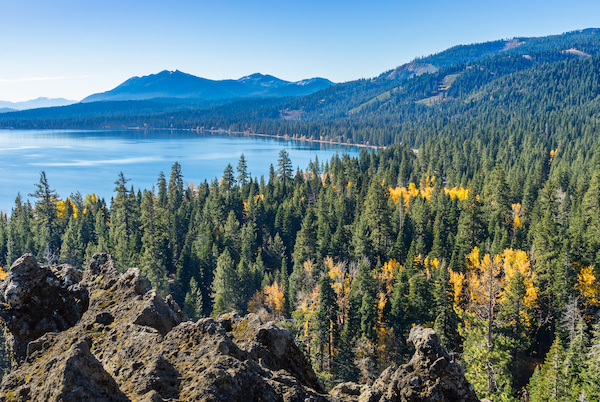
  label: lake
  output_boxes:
[0,129,362,213]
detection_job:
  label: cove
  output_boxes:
[0,129,361,213]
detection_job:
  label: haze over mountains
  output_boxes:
[0,97,76,113]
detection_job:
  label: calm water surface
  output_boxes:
[0,129,361,213]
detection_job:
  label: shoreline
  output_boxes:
[135,127,383,150]
[0,126,383,150]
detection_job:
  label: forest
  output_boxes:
[2,30,600,400]
[1,127,600,399]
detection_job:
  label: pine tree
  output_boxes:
[184,277,204,320]
[29,171,60,260]
[277,149,293,185]
[59,216,83,268]
[359,262,377,341]
[433,265,459,351]
[139,189,169,295]
[528,337,568,401]
[222,163,235,191]
[212,249,239,315]
[581,324,600,401]
[316,273,338,373]
[237,153,249,185]
[110,172,135,269]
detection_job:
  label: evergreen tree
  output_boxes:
[59,216,83,268]
[277,149,293,185]
[359,261,377,341]
[237,153,249,185]
[183,277,204,320]
[29,171,60,260]
[110,172,135,269]
[139,189,169,295]
[315,273,338,373]
[212,249,239,315]
[528,337,568,401]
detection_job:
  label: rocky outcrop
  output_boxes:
[0,254,327,401]
[330,326,480,402]
[0,254,480,401]
[0,254,89,366]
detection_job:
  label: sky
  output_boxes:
[1,0,599,102]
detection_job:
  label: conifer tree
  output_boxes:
[277,149,293,185]
[528,337,568,401]
[30,171,60,260]
[237,153,249,185]
[316,273,338,373]
[183,277,203,320]
[59,216,83,268]
[110,172,135,269]
[212,249,238,315]
[139,189,169,295]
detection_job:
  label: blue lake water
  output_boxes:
[0,129,361,213]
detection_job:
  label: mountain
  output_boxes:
[2,28,600,140]
[81,70,334,103]
[268,28,600,124]
[0,97,76,112]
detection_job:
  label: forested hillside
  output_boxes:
[2,128,600,399]
[2,29,600,400]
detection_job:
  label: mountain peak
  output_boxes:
[82,70,332,102]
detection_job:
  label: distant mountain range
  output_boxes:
[0,97,76,113]
[2,28,600,137]
[81,71,335,103]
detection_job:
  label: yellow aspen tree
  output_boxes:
[265,281,286,319]
[575,265,600,309]
[449,269,467,309]
[463,247,505,396]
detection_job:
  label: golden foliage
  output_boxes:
[303,259,315,275]
[466,247,481,270]
[466,253,503,318]
[461,247,538,328]
[389,177,470,207]
[248,281,286,319]
[56,198,78,220]
[264,281,286,318]
[408,182,419,198]
[423,256,440,279]
[378,259,401,295]
[575,265,600,306]
[513,214,522,228]
[501,248,537,310]
[388,187,404,204]
[0,267,7,280]
[326,257,353,327]
[444,186,471,201]
[512,203,523,228]
[449,269,466,307]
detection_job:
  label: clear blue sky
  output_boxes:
[1,0,599,102]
